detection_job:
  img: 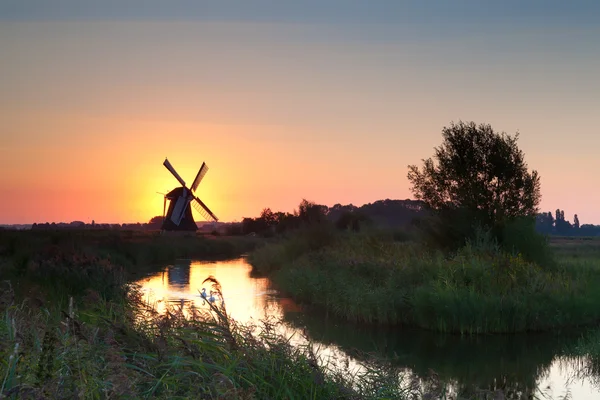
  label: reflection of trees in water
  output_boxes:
[282,311,589,398]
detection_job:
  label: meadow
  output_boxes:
[249,226,600,334]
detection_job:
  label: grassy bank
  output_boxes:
[249,227,600,334]
[0,229,429,399]
[1,280,376,399]
[0,229,261,297]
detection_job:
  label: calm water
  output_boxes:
[133,257,600,399]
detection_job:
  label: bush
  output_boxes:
[499,217,555,267]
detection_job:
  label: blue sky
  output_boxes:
[2,1,600,24]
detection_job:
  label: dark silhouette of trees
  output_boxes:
[148,216,164,228]
[408,121,541,247]
[335,211,371,232]
[298,199,328,225]
[535,212,554,234]
[535,210,600,236]
[554,209,572,235]
[231,198,426,237]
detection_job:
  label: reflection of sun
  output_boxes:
[133,258,362,377]
[135,258,277,324]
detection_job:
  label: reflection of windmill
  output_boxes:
[161,158,219,231]
[167,259,192,290]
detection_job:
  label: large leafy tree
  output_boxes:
[408,121,541,244]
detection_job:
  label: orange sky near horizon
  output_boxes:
[1,20,599,225]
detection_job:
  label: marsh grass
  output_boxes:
[0,230,260,299]
[0,228,427,400]
[0,229,260,269]
[250,228,600,334]
[0,275,452,399]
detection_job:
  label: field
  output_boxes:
[249,227,600,334]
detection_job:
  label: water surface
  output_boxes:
[133,257,600,399]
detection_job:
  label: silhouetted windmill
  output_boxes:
[161,158,218,231]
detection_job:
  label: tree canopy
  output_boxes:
[408,121,541,245]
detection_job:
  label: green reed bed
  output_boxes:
[0,231,435,400]
[0,230,260,292]
[0,278,431,400]
[249,230,600,334]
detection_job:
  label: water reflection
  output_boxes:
[135,257,283,324]
[133,257,600,399]
[166,259,191,290]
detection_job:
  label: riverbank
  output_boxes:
[248,227,600,333]
[0,229,261,296]
[0,229,424,399]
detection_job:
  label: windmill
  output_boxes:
[161,158,218,231]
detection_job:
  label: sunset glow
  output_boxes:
[1,2,599,224]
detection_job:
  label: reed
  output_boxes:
[0,278,429,399]
[250,229,600,333]
[0,229,260,299]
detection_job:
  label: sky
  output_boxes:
[1,1,599,224]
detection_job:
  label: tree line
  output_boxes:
[536,210,600,236]
[226,198,427,237]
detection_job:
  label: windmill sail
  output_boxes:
[191,162,208,193]
[192,196,218,222]
[171,196,189,225]
[163,158,187,188]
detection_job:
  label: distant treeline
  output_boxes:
[228,200,600,238]
[536,209,600,237]
[226,198,427,236]
[20,203,600,238]
[30,220,161,231]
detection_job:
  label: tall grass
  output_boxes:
[0,277,435,399]
[0,230,443,399]
[249,227,600,333]
[0,229,260,299]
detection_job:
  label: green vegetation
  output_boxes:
[0,229,442,399]
[0,229,260,296]
[250,227,600,333]
[0,281,370,399]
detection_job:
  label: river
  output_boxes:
[132,257,600,399]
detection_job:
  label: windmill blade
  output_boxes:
[171,196,191,226]
[162,196,167,220]
[192,197,218,222]
[191,162,208,193]
[163,158,187,188]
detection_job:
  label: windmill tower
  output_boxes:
[161,158,218,231]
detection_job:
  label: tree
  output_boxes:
[297,199,328,225]
[574,214,580,229]
[407,121,541,247]
[148,216,164,226]
[260,208,276,227]
[554,209,572,235]
[535,212,554,234]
